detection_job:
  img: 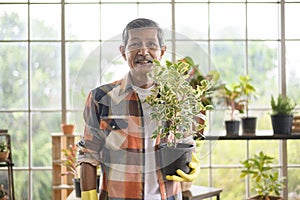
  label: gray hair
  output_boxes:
[122,18,165,48]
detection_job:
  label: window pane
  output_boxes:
[286,41,300,101]
[100,40,127,85]
[67,42,100,110]
[287,140,300,164]
[100,4,137,40]
[66,0,98,2]
[212,140,247,164]
[210,3,245,39]
[32,171,52,200]
[0,112,29,167]
[253,110,272,132]
[65,4,100,40]
[32,112,60,167]
[138,3,172,32]
[31,43,61,109]
[0,43,28,109]
[14,171,29,199]
[211,41,245,83]
[285,3,300,39]
[30,0,61,2]
[175,3,208,39]
[288,169,300,199]
[175,41,209,71]
[0,5,28,40]
[210,110,226,135]
[30,4,61,40]
[193,169,209,186]
[249,140,279,164]
[212,168,245,199]
[248,41,279,106]
[248,3,280,39]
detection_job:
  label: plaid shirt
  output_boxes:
[78,73,182,200]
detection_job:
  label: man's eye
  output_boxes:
[130,43,140,47]
[148,42,158,49]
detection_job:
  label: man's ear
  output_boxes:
[119,45,127,61]
[159,46,167,59]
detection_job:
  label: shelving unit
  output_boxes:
[51,132,79,200]
[0,129,15,200]
[200,132,300,200]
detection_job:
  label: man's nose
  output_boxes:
[138,45,150,55]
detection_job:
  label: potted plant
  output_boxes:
[0,185,8,200]
[145,59,213,178]
[61,144,81,197]
[61,123,75,135]
[240,151,285,200]
[0,141,9,161]
[222,79,245,135]
[180,56,225,138]
[239,75,257,135]
[180,56,224,107]
[270,94,296,135]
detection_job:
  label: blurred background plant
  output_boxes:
[60,144,79,179]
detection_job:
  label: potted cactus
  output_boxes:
[145,59,213,178]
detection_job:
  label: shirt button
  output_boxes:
[112,125,116,129]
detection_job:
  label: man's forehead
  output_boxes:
[128,28,158,39]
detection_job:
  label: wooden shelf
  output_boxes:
[202,133,300,140]
[53,184,75,190]
[52,133,80,200]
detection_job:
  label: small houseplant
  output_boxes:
[145,59,213,177]
[180,56,224,107]
[239,75,257,135]
[0,141,9,161]
[270,94,296,135]
[61,144,81,197]
[240,151,285,200]
[0,185,8,200]
[222,79,245,135]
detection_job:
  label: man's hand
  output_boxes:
[166,152,200,182]
[81,189,98,200]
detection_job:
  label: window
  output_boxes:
[0,1,299,199]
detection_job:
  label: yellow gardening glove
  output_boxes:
[166,152,200,182]
[81,189,98,200]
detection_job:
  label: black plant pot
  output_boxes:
[271,114,293,135]
[156,143,195,180]
[73,178,81,197]
[241,117,257,135]
[225,120,240,135]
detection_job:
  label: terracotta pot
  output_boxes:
[0,151,9,161]
[61,124,75,135]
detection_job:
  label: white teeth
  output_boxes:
[138,60,148,64]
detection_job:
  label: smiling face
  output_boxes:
[120,28,166,87]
